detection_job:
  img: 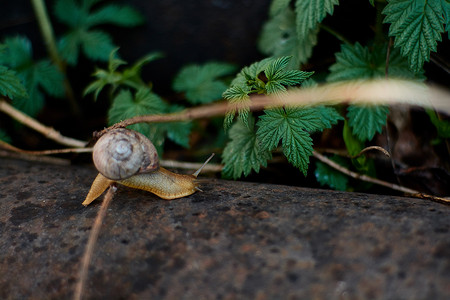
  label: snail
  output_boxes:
[82,128,213,206]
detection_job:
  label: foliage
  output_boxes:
[222,116,272,179]
[0,36,64,116]
[84,48,163,100]
[93,50,192,155]
[223,56,314,129]
[54,0,144,64]
[315,155,349,191]
[222,56,341,178]
[383,0,449,73]
[173,62,236,104]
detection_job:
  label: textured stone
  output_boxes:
[0,157,449,299]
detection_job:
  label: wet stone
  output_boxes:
[0,157,449,299]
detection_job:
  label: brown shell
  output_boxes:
[92,128,159,180]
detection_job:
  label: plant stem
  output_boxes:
[31,0,80,115]
[319,24,351,45]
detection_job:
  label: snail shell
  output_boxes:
[93,128,159,180]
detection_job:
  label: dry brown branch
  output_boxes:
[95,79,450,139]
[74,184,117,300]
[0,99,86,147]
[312,151,450,204]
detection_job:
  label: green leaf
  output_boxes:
[259,7,318,69]
[426,109,450,139]
[54,0,143,64]
[383,0,447,73]
[0,37,32,68]
[295,0,339,40]
[81,30,115,61]
[0,66,28,99]
[347,105,389,141]
[328,42,423,82]
[162,105,192,148]
[269,0,292,16]
[222,117,272,179]
[54,0,87,28]
[173,62,236,104]
[315,155,349,191]
[0,129,12,143]
[86,4,144,27]
[314,106,343,130]
[84,50,162,99]
[108,88,165,137]
[0,36,64,116]
[256,107,316,175]
[35,61,65,97]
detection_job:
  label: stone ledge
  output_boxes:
[0,158,449,299]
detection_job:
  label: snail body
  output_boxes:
[83,128,211,206]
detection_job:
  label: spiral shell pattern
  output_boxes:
[93,128,159,180]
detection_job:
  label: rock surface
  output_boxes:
[0,157,449,299]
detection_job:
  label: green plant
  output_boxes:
[85,49,194,155]
[54,0,144,64]
[221,0,449,190]
[0,36,64,117]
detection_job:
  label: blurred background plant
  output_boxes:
[0,0,449,196]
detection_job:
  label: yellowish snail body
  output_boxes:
[83,128,213,206]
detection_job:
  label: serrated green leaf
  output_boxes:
[0,66,28,99]
[35,61,65,97]
[314,106,343,130]
[0,36,64,116]
[86,4,144,27]
[81,30,115,61]
[108,88,165,135]
[259,7,318,68]
[295,0,339,40]
[0,37,32,68]
[328,42,423,82]
[347,104,389,141]
[54,0,143,64]
[222,117,272,179]
[256,107,316,175]
[54,0,87,27]
[315,155,349,191]
[173,62,236,104]
[161,105,192,148]
[383,0,446,73]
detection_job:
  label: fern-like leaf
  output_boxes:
[222,117,272,179]
[383,0,447,73]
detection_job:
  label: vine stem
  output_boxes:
[30,0,80,115]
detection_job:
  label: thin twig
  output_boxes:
[74,185,117,300]
[96,79,450,138]
[0,149,70,165]
[0,99,86,148]
[161,159,223,173]
[312,151,450,204]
